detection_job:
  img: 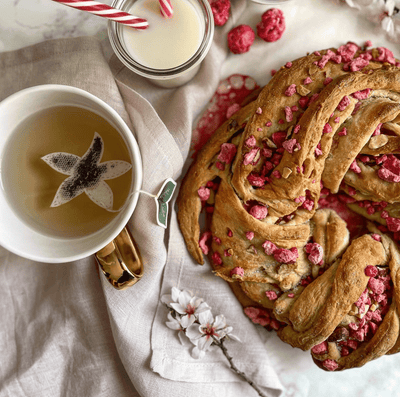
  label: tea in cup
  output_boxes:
[0,85,142,263]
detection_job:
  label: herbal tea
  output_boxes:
[1,106,133,238]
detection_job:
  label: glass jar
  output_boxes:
[108,0,214,88]
[250,0,293,4]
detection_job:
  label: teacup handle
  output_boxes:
[95,226,143,290]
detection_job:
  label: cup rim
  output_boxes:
[108,0,214,80]
[0,84,143,263]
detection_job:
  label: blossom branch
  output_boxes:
[213,336,268,397]
[161,287,267,396]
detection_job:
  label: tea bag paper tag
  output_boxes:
[135,178,177,228]
[155,178,177,228]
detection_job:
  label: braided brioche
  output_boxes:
[177,43,400,371]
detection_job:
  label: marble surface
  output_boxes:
[2,1,400,397]
[1,0,110,52]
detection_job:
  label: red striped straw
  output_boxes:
[159,0,173,18]
[51,0,149,30]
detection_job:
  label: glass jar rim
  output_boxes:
[108,0,214,80]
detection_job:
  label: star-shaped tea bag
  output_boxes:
[42,132,132,210]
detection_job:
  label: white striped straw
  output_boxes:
[159,0,173,18]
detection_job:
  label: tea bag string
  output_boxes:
[100,178,176,228]
[102,189,158,213]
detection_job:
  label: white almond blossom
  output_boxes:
[160,286,180,307]
[161,287,265,396]
[344,0,386,22]
[186,310,240,358]
[161,287,210,321]
[342,0,400,41]
[165,312,194,347]
[380,0,400,41]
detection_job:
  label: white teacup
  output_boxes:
[0,85,142,263]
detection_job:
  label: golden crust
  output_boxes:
[177,45,400,371]
[279,235,386,350]
[310,228,400,370]
[324,97,400,194]
[210,179,311,288]
[177,101,256,264]
[313,305,399,370]
[226,209,348,315]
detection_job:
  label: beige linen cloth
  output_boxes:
[0,9,283,397]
